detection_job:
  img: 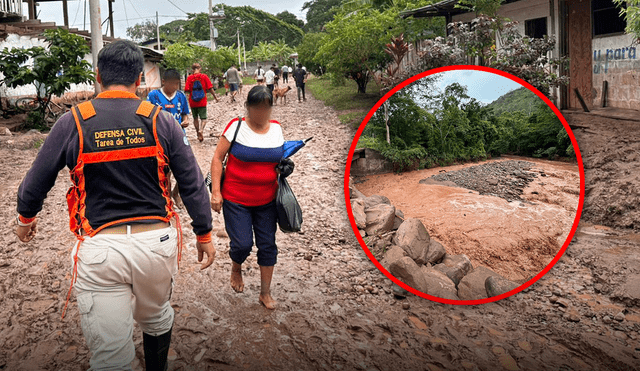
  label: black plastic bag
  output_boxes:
[275,174,303,233]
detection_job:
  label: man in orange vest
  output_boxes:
[14,40,215,370]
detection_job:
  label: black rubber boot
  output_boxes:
[143,326,172,371]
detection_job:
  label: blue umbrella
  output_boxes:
[283,137,313,159]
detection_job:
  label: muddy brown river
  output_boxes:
[355,157,581,281]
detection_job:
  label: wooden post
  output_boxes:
[601,80,608,108]
[108,0,114,38]
[63,0,69,27]
[28,0,35,20]
[89,0,103,94]
[574,88,590,112]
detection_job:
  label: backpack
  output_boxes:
[191,77,205,102]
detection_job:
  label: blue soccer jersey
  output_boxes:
[147,89,190,124]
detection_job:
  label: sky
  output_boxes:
[432,70,524,105]
[27,0,308,40]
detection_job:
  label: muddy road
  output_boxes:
[0,89,638,370]
[355,157,580,281]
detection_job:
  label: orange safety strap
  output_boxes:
[62,101,181,319]
[81,146,157,164]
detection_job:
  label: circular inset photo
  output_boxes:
[345,66,584,305]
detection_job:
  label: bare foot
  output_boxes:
[230,266,244,293]
[259,293,277,310]
[197,131,204,142]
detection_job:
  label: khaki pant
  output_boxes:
[71,226,178,370]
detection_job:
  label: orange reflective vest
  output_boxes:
[62,98,182,318]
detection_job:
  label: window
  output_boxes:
[141,68,146,86]
[593,0,626,36]
[525,17,548,38]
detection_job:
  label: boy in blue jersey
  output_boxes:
[148,69,190,131]
[148,69,191,207]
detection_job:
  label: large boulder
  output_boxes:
[393,209,405,230]
[485,276,520,297]
[351,198,367,229]
[388,257,428,293]
[379,245,407,271]
[363,195,391,209]
[433,254,473,287]
[425,240,446,264]
[364,203,396,235]
[457,266,501,300]
[421,266,460,300]
[393,218,431,265]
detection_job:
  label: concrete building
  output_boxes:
[402,0,639,110]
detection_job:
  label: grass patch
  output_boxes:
[338,112,368,128]
[306,76,382,111]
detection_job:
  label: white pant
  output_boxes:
[71,226,178,370]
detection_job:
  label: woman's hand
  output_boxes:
[211,191,223,213]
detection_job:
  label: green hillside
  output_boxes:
[486,87,541,115]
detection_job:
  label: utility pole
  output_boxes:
[89,0,103,94]
[156,11,161,51]
[242,37,246,72]
[108,0,114,38]
[62,0,69,27]
[237,29,241,67]
[209,0,215,51]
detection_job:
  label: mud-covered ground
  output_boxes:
[355,157,580,282]
[0,90,639,370]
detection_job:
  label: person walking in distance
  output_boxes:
[293,63,307,102]
[281,65,289,84]
[254,65,265,85]
[265,66,276,93]
[14,40,216,371]
[210,86,284,310]
[225,64,242,103]
[185,63,219,142]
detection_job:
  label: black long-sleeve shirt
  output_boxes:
[17,94,212,236]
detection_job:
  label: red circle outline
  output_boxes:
[343,65,585,305]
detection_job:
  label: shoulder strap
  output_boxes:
[77,101,96,121]
[136,100,156,117]
[229,116,242,149]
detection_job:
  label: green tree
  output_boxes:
[302,0,342,32]
[297,32,326,74]
[126,19,158,42]
[316,9,397,93]
[455,0,505,16]
[276,11,305,29]
[0,28,94,129]
[613,0,638,40]
[163,42,199,73]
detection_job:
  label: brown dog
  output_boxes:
[273,86,292,105]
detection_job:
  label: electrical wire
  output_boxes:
[123,0,129,28]
[71,0,82,26]
[166,0,189,15]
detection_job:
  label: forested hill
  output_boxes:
[486,87,541,116]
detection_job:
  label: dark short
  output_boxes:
[267,84,274,92]
[229,83,239,92]
[222,199,278,266]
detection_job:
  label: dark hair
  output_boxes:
[192,63,201,71]
[163,69,181,81]
[97,40,144,87]
[246,85,272,107]
[297,63,302,68]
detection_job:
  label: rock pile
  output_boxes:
[350,180,520,300]
[421,160,541,202]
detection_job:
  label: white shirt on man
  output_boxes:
[265,70,275,85]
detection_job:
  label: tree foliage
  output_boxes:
[613,0,639,41]
[0,28,94,129]
[298,32,326,74]
[163,43,236,78]
[276,11,305,29]
[302,0,342,32]
[159,5,304,50]
[358,79,573,172]
[247,40,295,65]
[126,19,158,42]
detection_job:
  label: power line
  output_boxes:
[123,0,129,28]
[71,0,82,26]
[166,0,189,15]
[111,15,186,24]
[127,0,143,19]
